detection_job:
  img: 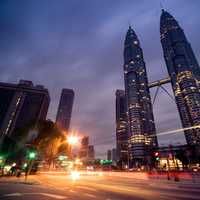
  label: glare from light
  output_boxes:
[70,171,80,181]
[67,135,79,145]
[98,171,103,176]
[12,163,16,167]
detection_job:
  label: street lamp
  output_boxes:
[66,133,80,159]
[67,135,79,145]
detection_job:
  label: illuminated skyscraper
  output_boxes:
[115,90,128,167]
[56,89,74,133]
[160,10,200,145]
[123,26,157,166]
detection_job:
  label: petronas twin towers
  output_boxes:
[122,9,200,166]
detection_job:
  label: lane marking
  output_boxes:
[40,193,67,199]
[76,186,97,191]
[3,192,67,199]
[3,193,22,197]
[84,193,96,198]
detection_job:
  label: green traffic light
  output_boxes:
[29,152,36,159]
[23,163,28,168]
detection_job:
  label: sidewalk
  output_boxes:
[0,175,40,185]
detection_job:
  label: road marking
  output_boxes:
[40,193,67,199]
[4,193,22,197]
[76,185,97,191]
[84,193,96,198]
[3,192,67,199]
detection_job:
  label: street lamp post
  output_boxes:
[25,150,36,181]
[66,134,79,159]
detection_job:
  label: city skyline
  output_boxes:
[0,1,200,158]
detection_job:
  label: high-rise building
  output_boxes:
[56,89,74,133]
[79,136,89,158]
[107,149,112,160]
[115,90,128,167]
[0,80,50,142]
[88,145,95,160]
[112,148,117,162]
[78,136,95,161]
[123,26,158,166]
[160,9,200,145]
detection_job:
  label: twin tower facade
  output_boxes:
[116,9,200,167]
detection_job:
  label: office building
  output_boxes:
[112,148,117,162]
[123,26,158,166]
[107,150,112,160]
[0,80,50,143]
[56,89,74,133]
[115,90,128,167]
[79,136,89,158]
[88,145,95,160]
[160,10,200,145]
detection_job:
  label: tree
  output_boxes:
[32,120,66,168]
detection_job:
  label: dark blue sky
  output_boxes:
[0,0,200,157]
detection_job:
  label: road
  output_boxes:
[0,171,200,200]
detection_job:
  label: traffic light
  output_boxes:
[154,152,160,161]
[28,151,36,160]
[0,155,4,166]
[23,163,28,168]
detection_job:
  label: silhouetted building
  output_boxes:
[112,148,117,162]
[115,90,128,167]
[56,89,74,133]
[0,80,50,143]
[88,145,95,160]
[160,10,200,145]
[107,150,112,160]
[79,136,89,158]
[123,26,158,166]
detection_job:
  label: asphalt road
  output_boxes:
[0,172,200,200]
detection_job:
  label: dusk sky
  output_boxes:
[0,0,200,158]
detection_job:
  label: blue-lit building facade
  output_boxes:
[123,26,158,166]
[160,10,200,145]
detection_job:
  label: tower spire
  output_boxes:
[160,1,163,10]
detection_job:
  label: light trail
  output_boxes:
[156,124,200,137]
